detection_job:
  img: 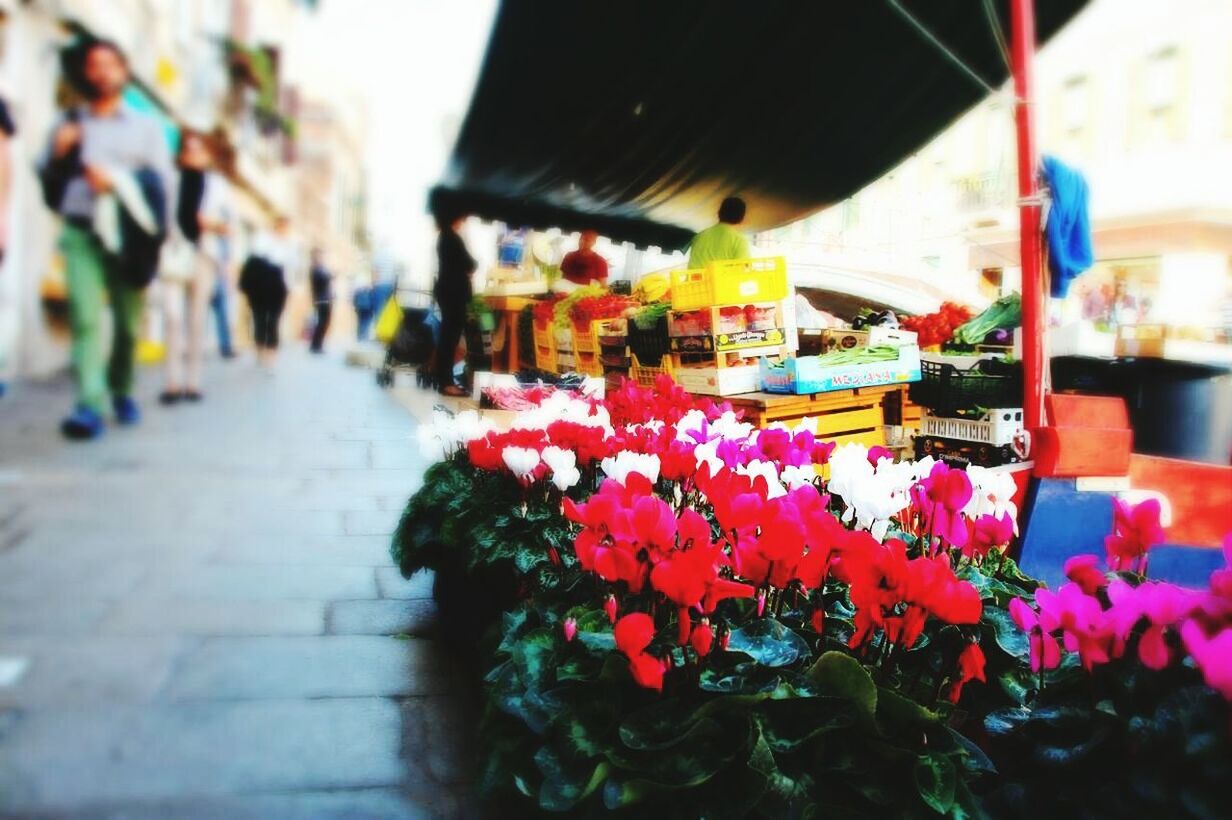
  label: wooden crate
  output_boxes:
[725,386,898,449]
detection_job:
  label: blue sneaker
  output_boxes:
[61,405,105,440]
[112,395,141,426]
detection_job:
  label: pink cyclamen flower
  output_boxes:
[1064,554,1107,595]
[967,512,1015,560]
[1035,584,1112,671]
[562,617,578,643]
[919,462,974,550]
[1009,597,1061,673]
[1180,620,1232,701]
[1104,497,1165,574]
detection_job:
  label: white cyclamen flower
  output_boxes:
[600,451,660,486]
[541,446,581,491]
[737,459,786,499]
[964,465,1020,532]
[826,443,873,505]
[501,446,541,481]
[780,464,817,489]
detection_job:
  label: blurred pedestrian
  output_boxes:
[687,196,749,269]
[560,229,608,286]
[240,216,295,371]
[37,39,173,439]
[308,247,333,353]
[0,94,13,399]
[159,131,231,404]
[353,278,375,341]
[433,206,475,397]
[0,94,12,264]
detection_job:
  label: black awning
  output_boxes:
[434,0,1088,249]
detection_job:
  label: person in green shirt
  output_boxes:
[687,196,750,268]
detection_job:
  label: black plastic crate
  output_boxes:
[909,358,1022,415]
[628,314,670,367]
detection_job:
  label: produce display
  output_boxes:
[570,292,638,328]
[953,292,1022,346]
[812,344,900,367]
[899,302,975,347]
[397,382,1232,817]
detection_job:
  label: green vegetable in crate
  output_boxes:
[631,301,671,330]
[812,345,899,366]
[954,292,1022,345]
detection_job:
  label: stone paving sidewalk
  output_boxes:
[0,350,475,818]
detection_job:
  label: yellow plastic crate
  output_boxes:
[572,317,626,355]
[670,256,788,311]
[533,324,557,373]
[630,352,675,388]
[574,349,604,377]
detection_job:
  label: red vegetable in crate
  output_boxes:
[900,301,974,347]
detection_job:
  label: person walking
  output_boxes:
[433,206,475,397]
[308,248,333,353]
[159,131,230,404]
[352,278,375,341]
[239,216,295,371]
[687,196,750,269]
[38,39,173,439]
[0,94,15,399]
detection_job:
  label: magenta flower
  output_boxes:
[919,462,973,550]
[1104,497,1165,574]
[1009,597,1061,672]
[967,512,1015,560]
[1064,554,1107,595]
[1180,620,1232,701]
[1036,584,1112,671]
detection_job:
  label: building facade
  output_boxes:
[762,0,1232,326]
[0,0,366,379]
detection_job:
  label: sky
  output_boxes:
[292,0,498,280]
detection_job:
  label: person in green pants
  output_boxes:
[59,224,144,420]
[39,39,173,439]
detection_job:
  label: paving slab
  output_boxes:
[0,698,408,811]
[164,635,457,700]
[0,352,472,815]
[99,598,325,637]
[328,599,438,636]
[376,567,436,600]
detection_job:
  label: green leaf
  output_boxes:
[511,627,557,686]
[535,746,608,811]
[983,603,1030,660]
[727,618,810,667]
[876,687,941,733]
[759,696,857,752]
[619,699,703,751]
[983,706,1031,737]
[808,651,878,721]
[996,666,1038,706]
[914,753,957,815]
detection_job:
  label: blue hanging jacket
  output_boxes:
[1042,155,1094,298]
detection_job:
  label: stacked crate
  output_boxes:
[668,257,790,396]
[533,314,557,374]
[554,326,576,373]
[596,318,631,392]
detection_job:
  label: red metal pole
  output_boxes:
[1011,0,1047,433]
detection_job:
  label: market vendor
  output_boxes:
[560,229,608,285]
[688,196,750,268]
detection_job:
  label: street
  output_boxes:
[0,351,473,818]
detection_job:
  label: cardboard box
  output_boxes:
[760,346,922,395]
[674,364,762,396]
[819,326,917,353]
[669,327,786,353]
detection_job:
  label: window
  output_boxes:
[1062,76,1088,137]
[1137,46,1183,143]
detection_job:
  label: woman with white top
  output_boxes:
[240,215,296,370]
[160,131,232,403]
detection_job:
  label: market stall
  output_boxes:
[385,1,1232,815]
